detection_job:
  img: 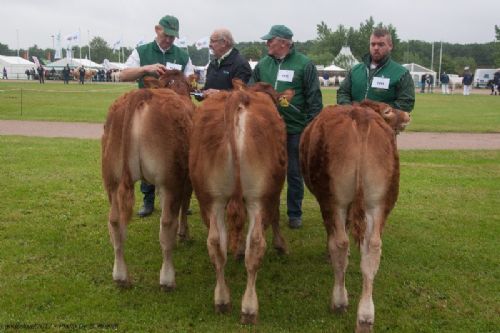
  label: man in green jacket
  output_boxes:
[253,25,323,229]
[337,27,415,112]
[120,14,194,217]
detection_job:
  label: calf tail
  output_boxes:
[350,127,367,246]
[350,175,366,246]
[224,91,250,255]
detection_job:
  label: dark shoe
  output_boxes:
[288,219,302,229]
[186,208,193,215]
[138,204,154,218]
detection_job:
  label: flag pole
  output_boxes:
[79,28,82,59]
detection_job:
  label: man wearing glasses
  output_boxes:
[199,28,252,99]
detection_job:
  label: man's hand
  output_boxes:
[144,63,167,76]
[203,88,220,97]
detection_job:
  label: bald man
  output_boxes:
[201,28,252,98]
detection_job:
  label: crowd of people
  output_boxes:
[118,14,416,229]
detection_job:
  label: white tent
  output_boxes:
[333,46,359,69]
[324,64,345,72]
[0,55,36,80]
[403,63,437,87]
[103,62,127,70]
[45,58,103,69]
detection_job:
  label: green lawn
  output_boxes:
[1,81,500,133]
[0,136,498,332]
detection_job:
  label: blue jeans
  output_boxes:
[141,181,155,207]
[286,133,304,221]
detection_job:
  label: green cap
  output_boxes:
[159,15,179,37]
[261,25,293,40]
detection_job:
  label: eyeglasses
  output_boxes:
[209,38,224,44]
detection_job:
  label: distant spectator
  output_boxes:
[79,66,86,84]
[440,72,450,94]
[493,70,500,96]
[37,66,45,84]
[487,79,495,95]
[462,67,473,96]
[322,72,329,86]
[50,67,56,80]
[30,68,36,80]
[62,65,70,84]
[426,74,434,93]
[420,74,426,93]
[2,67,7,79]
[25,69,31,80]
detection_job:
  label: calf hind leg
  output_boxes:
[241,208,266,324]
[159,189,182,291]
[206,201,231,313]
[108,183,134,287]
[356,208,383,333]
[327,206,350,313]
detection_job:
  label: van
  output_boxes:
[474,69,497,88]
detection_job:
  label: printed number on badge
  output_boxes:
[277,70,294,82]
[371,77,390,89]
[166,62,182,71]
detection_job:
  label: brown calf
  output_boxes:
[189,83,289,324]
[101,70,194,289]
[300,101,410,332]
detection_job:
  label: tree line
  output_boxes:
[1,18,499,74]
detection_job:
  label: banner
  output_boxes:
[54,33,62,59]
[103,59,111,71]
[195,37,209,50]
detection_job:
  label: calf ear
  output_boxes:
[143,77,160,89]
[232,78,246,91]
[381,106,394,120]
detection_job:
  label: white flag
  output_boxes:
[112,40,121,52]
[32,56,41,68]
[195,37,209,50]
[65,31,80,47]
[174,36,189,48]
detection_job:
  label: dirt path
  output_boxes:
[1,120,500,150]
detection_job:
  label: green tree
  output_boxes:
[88,37,112,63]
[240,44,263,61]
[0,43,14,56]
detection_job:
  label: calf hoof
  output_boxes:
[332,304,348,314]
[215,302,231,314]
[177,233,190,243]
[240,312,258,325]
[114,279,132,289]
[160,283,176,292]
[274,244,288,256]
[356,320,374,333]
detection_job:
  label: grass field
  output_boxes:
[0,136,498,332]
[1,81,500,133]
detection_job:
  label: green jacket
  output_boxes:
[253,47,323,134]
[136,41,189,88]
[337,54,415,112]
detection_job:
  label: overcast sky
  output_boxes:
[2,0,499,51]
